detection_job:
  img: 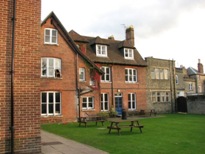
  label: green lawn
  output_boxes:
[41,114,205,154]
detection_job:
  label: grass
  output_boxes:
[41,114,205,154]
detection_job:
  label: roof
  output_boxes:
[41,12,103,74]
[69,31,147,67]
[187,67,198,75]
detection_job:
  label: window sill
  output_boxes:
[41,114,62,117]
[82,109,95,111]
[44,43,59,46]
[41,77,63,80]
[125,82,138,84]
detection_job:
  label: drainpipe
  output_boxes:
[75,53,80,119]
[110,66,114,106]
[10,0,16,153]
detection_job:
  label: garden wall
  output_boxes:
[187,95,205,114]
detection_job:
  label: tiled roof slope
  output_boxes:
[69,30,147,66]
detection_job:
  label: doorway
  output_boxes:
[115,93,123,116]
[177,96,187,112]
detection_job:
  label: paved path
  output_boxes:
[41,130,108,154]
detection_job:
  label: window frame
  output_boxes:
[41,91,61,116]
[125,68,137,83]
[101,66,110,82]
[82,97,94,110]
[128,93,136,110]
[44,28,58,44]
[101,93,109,111]
[41,57,62,78]
[96,44,107,57]
[151,91,170,103]
[124,48,134,60]
[189,83,193,91]
[176,75,179,84]
[79,68,86,81]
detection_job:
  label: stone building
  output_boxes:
[145,57,176,113]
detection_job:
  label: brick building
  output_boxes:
[69,25,147,116]
[40,12,103,123]
[0,0,41,153]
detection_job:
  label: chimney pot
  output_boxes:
[125,25,135,47]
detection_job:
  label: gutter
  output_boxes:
[10,0,16,153]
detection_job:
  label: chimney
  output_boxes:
[108,35,114,40]
[126,25,134,46]
[198,59,204,73]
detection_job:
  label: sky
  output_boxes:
[41,0,205,69]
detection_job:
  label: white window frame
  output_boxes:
[79,68,85,81]
[41,58,61,78]
[151,68,169,80]
[101,93,109,111]
[96,44,107,57]
[176,75,179,84]
[151,92,157,102]
[124,48,134,59]
[189,83,193,90]
[82,97,94,110]
[44,28,58,44]
[101,66,110,82]
[128,93,136,110]
[125,68,137,83]
[41,91,61,116]
[152,91,170,102]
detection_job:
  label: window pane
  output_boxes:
[55,93,60,102]
[49,104,53,114]
[55,104,60,113]
[49,93,53,103]
[42,93,47,102]
[52,30,57,43]
[41,104,47,114]
[82,103,87,108]
[41,59,47,76]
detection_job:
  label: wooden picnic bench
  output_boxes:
[78,115,105,127]
[107,118,144,135]
[150,109,157,116]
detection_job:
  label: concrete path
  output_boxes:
[41,130,108,154]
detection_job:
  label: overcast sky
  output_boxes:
[41,0,205,69]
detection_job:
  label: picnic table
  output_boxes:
[107,118,144,135]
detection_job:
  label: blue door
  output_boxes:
[115,93,123,116]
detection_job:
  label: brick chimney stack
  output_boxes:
[198,59,204,73]
[126,25,135,47]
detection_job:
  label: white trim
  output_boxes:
[96,44,107,57]
[41,91,61,116]
[124,48,134,60]
[44,28,58,45]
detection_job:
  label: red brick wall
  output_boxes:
[100,64,147,111]
[41,18,78,123]
[0,0,41,153]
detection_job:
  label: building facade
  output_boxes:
[145,57,176,113]
[40,12,103,123]
[0,0,41,153]
[69,26,147,116]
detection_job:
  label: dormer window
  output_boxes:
[44,28,58,44]
[96,45,107,57]
[124,48,134,59]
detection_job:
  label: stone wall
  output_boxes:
[187,95,205,114]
